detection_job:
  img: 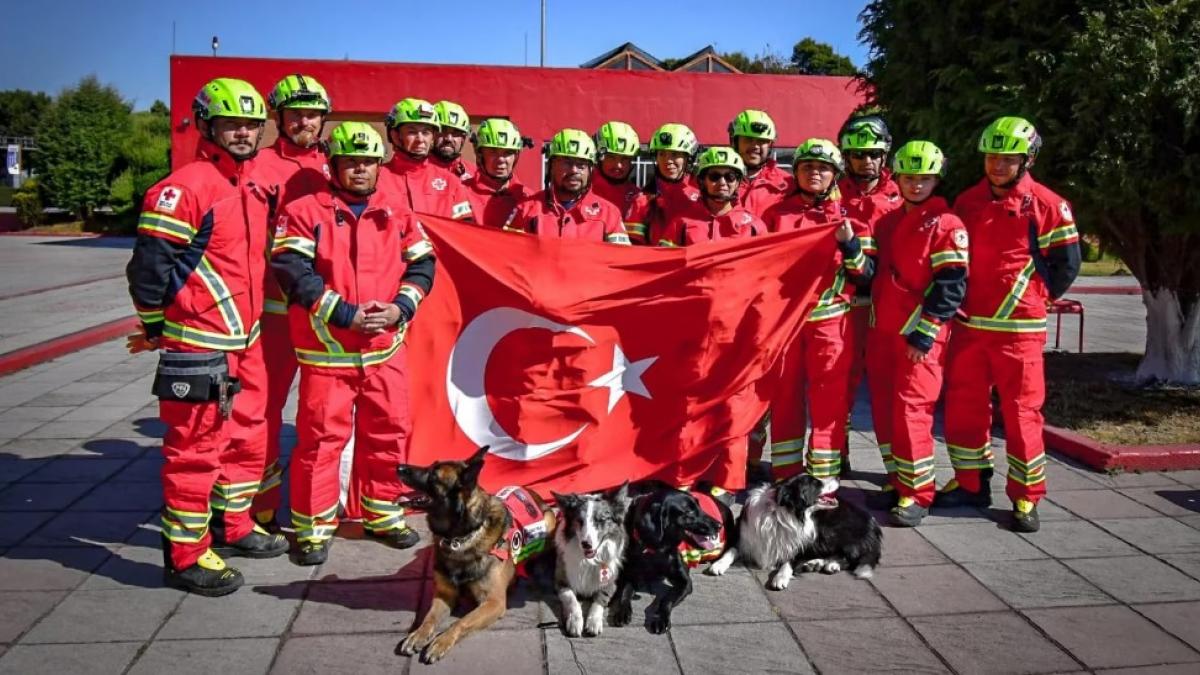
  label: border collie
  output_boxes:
[551,484,630,637]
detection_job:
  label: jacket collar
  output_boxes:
[196,138,251,183]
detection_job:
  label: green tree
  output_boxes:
[860,0,1200,384]
[0,89,51,137]
[35,76,131,219]
[790,38,857,76]
[110,101,170,214]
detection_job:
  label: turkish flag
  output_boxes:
[406,216,838,494]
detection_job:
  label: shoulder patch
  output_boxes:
[953,229,969,249]
[1059,201,1073,222]
[584,202,601,217]
[431,177,447,191]
[155,186,182,213]
[740,212,752,224]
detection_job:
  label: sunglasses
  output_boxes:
[848,150,886,160]
[704,171,740,184]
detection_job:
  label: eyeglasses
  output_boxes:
[704,171,740,184]
[848,150,886,161]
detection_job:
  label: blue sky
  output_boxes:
[0,1,870,110]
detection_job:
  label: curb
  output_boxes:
[0,316,137,377]
[1070,286,1141,296]
[1044,425,1200,472]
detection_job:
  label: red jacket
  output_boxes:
[764,189,872,322]
[627,176,704,245]
[464,175,534,229]
[271,188,434,368]
[738,159,793,218]
[253,139,331,317]
[839,170,903,232]
[872,197,969,349]
[657,204,764,246]
[379,153,474,221]
[953,173,1081,334]
[504,188,631,244]
[592,173,644,220]
[127,138,270,351]
[431,155,473,183]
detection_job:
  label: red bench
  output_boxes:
[1048,298,1084,352]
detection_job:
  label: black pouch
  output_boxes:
[152,351,237,403]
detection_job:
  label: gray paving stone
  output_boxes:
[237,549,321,586]
[0,482,91,511]
[1028,497,1084,522]
[269,632,403,675]
[1161,553,1200,582]
[668,566,778,626]
[1168,470,1200,488]
[313,534,432,582]
[1026,520,1141,558]
[66,437,154,458]
[1090,472,1186,489]
[159,583,302,639]
[910,611,1080,675]
[879,526,948,566]
[869,563,1006,616]
[24,383,118,407]
[0,458,49,482]
[1096,665,1200,674]
[23,509,155,547]
[0,546,112,590]
[1049,490,1163,519]
[109,457,163,482]
[0,407,72,423]
[21,588,182,643]
[0,510,54,546]
[964,559,1113,608]
[68,481,162,511]
[128,637,279,675]
[1043,464,1108,491]
[674,622,813,675]
[0,641,141,675]
[918,522,1048,563]
[0,420,43,439]
[77,543,166,590]
[755,566,896,620]
[20,419,113,440]
[1133,601,1200,653]
[0,438,79,459]
[1094,517,1200,554]
[289,580,422,636]
[407,627,543,674]
[790,617,949,674]
[1177,515,1200,532]
[20,457,128,483]
[1063,555,1200,603]
[545,624,679,675]
[1118,487,1200,518]
[1024,605,1200,669]
[0,590,67,642]
[54,406,145,423]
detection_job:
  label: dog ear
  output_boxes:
[639,501,666,546]
[611,481,632,519]
[551,492,578,512]
[460,446,489,490]
[396,464,429,491]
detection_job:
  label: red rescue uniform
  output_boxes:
[656,203,764,246]
[379,153,474,221]
[867,197,969,506]
[626,176,703,245]
[250,138,331,521]
[126,138,272,571]
[944,173,1080,502]
[592,172,644,222]
[504,188,632,244]
[738,159,793,218]
[464,174,534,229]
[431,154,473,183]
[763,189,873,480]
[271,187,435,544]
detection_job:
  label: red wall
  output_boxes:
[171,55,866,186]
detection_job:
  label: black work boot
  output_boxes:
[162,538,243,597]
[1012,499,1041,533]
[213,522,289,559]
[365,525,421,549]
[295,538,332,566]
[890,497,929,528]
[253,509,283,535]
[933,470,994,509]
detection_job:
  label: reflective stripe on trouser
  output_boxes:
[158,343,264,570]
[251,313,298,517]
[293,346,413,543]
[944,328,1048,503]
[210,340,269,543]
[770,315,852,481]
[843,303,871,458]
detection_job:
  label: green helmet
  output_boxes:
[267,74,331,112]
[192,78,266,122]
[839,115,892,151]
[892,140,946,176]
[328,122,385,159]
[729,109,776,141]
[695,146,746,177]
[473,118,523,150]
[978,116,1041,160]
[435,100,470,134]
[596,121,640,157]
[793,138,845,174]
[385,98,440,130]
[649,123,699,157]
[547,128,596,163]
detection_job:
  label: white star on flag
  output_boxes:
[588,344,657,414]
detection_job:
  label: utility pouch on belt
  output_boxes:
[152,351,241,415]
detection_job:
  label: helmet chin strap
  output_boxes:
[797,183,835,204]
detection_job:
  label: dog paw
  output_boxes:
[767,571,793,590]
[706,557,733,576]
[800,559,824,573]
[421,633,456,664]
[611,602,633,627]
[647,612,672,634]
[820,560,842,574]
[583,613,604,637]
[564,611,585,638]
[398,629,434,656]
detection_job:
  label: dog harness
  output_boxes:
[631,490,727,569]
[489,486,550,569]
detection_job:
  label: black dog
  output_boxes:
[611,481,738,633]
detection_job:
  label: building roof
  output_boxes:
[672,45,742,74]
[580,42,664,70]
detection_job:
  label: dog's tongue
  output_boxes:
[583,549,597,560]
[697,534,720,551]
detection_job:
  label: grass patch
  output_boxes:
[11,210,137,236]
[1079,257,1131,277]
[1044,352,1200,445]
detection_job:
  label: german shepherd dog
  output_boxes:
[612,481,737,634]
[396,446,556,664]
[551,483,631,637]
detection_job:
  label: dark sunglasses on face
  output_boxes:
[848,150,885,161]
[704,171,739,184]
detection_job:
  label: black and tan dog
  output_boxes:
[396,446,556,664]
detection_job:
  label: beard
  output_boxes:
[289,128,319,148]
[434,143,460,161]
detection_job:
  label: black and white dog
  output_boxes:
[551,484,630,637]
[711,475,881,589]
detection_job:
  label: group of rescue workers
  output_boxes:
[125,73,1081,596]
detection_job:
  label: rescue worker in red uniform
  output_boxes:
[591,121,644,228]
[126,78,288,596]
[249,73,333,533]
[941,117,1080,533]
[657,146,764,246]
[729,109,792,217]
[432,100,473,182]
[763,139,874,481]
[272,122,435,564]
[626,123,702,245]
[505,129,631,244]
[463,118,533,228]
[379,97,474,221]
[837,115,902,474]
[866,141,969,527]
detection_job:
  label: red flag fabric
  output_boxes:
[406,215,838,494]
